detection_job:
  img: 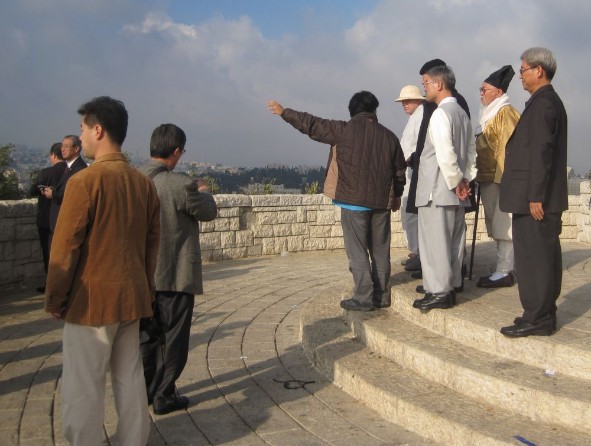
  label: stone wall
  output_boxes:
[1,184,589,290]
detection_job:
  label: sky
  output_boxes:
[1,0,589,171]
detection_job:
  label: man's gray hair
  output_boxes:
[63,135,82,147]
[521,47,557,80]
[426,65,456,91]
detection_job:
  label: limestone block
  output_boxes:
[217,207,240,218]
[5,200,36,217]
[200,232,221,251]
[15,261,44,281]
[310,225,331,238]
[273,224,292,237]
[251,195,282,207]
[304,238,327,250]
[14,241,31,260]
[317,210,337,225]
[3,241,15,260]
[561,225,578,240]
[200,221,215,233]
[0,260,14,283]
[300,194,323,205]
[330,225,343,237]
[274,237,289,254]
[213,194,251,207]
[235,230,253,247]
[16,222,38,240]
[580,181,591,194]
[278,195,303,206]
[291,223,308,235]
[251,225,274,238]
[257,211,295,225]
[296,207,307,223]
[228,217,240,231]
[0,219,16,242]
[306,210,317,222]
[208,249,224,262]
[261,238,275,255]
[247,245,263,257]
[326,238,345,250]
[214,218,231,232]
[222,247,248,260]
[220,232,236,248]
[239,209,253,230]
[287,236,304,252]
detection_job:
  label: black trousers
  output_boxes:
[512,212,562,323]
[38,226,51,273]
[140,291,194,402]
[340,208,391,306]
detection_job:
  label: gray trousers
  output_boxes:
[418,202,465,295]
[340,208,391,305]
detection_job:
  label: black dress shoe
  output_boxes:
[410,270,422,279]
[477,272,515,288]
[340,298,375,312]
[153,395,190,415]
[36,286,46,293]
[404,256,421,271]
[500,318,554,337]
[416,284,463,294]
[415,292,455,310]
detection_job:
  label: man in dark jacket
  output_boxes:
[267,91,406,311]
[32,142,65,291]
[139,124,217,415]
[499,47,568,337]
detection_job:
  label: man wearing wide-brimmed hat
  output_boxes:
[394,85,425,272]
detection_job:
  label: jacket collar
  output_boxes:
[91,152,127,164]
[525,84,554,108]
[352,111,378,122]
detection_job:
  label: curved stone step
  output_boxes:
[346,309,591,435]
[391,277,591,381]
[300,294,590,445]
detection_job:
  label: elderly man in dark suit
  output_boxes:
[139,124,217,415]
[499,47,568,337]
[43,135,87,243]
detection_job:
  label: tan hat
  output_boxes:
[394,85,425,102]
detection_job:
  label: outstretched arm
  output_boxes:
[267,100,284,115]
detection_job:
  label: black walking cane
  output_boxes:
[468,182,481,280]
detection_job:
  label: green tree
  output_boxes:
[304,181,320,194]
[201,175,221,194]
[262,177,276,194]
[0,144,24,200]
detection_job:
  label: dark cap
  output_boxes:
[484,65,515,92]
[419,59,446,75]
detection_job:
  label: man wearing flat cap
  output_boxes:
[395,85,425,272]
[474,65,520,288]
[499,47,568,337]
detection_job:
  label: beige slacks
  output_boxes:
[62,320,150,446]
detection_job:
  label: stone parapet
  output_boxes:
[1,183,588,289]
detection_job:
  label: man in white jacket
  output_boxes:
[413,65,477,311]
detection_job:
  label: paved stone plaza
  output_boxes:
[1,243,590,445]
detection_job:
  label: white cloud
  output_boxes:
[0,0,589,171]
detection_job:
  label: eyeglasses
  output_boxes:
[62,145,77,149]
[479,87,495,94]
[519,66,538,74]
[422,80,439,86]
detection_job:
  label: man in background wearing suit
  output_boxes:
[43,134,87,244]
[32,142,65,292]
[499,47,568,337]
[412,65,477,311]
[139,124,217,415]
